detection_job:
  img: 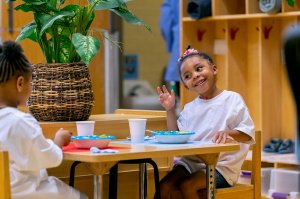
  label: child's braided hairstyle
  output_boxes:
[0,41,31,83]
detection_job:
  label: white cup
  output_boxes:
[76,121,95,136]
[289,192,300,199]
[128,118,147,143]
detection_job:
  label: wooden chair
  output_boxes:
[0,150,11,199]
[215,130,261,199]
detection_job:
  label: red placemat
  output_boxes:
[62,142,130,152]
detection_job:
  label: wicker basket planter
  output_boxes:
[28,62,94,121]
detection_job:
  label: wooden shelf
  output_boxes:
[182,12,300,22]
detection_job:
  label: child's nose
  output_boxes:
[192,71,200,79]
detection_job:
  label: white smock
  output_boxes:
[177,90,255,185]
[0,107,81,199]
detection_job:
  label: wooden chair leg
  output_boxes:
[109,163,119,199]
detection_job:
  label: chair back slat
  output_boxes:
[114,109,166,116]
[216,130,262,199]
[0,151,11,199]
[251,130,261,199]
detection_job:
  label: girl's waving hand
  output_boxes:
[157,85,176,111]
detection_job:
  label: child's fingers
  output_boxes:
[58,128,72,136]
[222,136,226,144]
[216,135,225,144]
[225,138,234,143]
[156,86,162,95]
[212,135,217,143]
[162,85,169,94]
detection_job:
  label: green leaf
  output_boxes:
[15,1,56,13]
[70,5,95,35]
[91,0,133,10]
[287,0,295,7]
[23,0,45,3]
[111,6,151,31]
[39,11,75,37]
[15,22,38,42]
[56,35,73,63]
[15,1,48,10]
[15,4,41,12]
[72,33,100,65]
[62,4,81,12]
[91,0,122,10]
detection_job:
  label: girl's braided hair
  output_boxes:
[0,41,31,83]
[177,45,214,81]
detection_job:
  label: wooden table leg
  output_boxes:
[93,175,101,199]
[198,153,219,199]
[206,164,216,199]
[84,162,117,199]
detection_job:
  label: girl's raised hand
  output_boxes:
[157,85,176,111]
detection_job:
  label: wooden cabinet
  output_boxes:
[180,0,300,145]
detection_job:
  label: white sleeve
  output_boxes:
[8,114,62,171]
[230,95,255,144]
[177,104,188,131]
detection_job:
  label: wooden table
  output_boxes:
[41,110,168,198]
[63,141,240,199]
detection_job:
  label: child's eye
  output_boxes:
[184,74,191,80]
[196,66,203,71]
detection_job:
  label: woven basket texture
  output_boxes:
[28,62,94,121]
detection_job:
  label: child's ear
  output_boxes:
[213,65,218,75]
[16,76,24,92]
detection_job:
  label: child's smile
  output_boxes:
[193,78,206,88]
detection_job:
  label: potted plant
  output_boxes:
[5,0,150,121]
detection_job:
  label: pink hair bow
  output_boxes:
[178,48,199,61]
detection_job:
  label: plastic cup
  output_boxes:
[128,118,147,143]
[289,192,300,199]
[76,121,95,136]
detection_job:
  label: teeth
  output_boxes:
[194,79,205,87]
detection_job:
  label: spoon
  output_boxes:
[146,129,156,133]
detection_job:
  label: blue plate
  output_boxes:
[151,131,195,136]
[150,131,195,144]
[71,135,116,140]
[71,135,116,149]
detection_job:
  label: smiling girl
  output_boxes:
[156,46,255,199]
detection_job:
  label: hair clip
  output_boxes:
[178,46,199,61]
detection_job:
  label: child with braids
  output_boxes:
[0,41,88,199]
[156,47,255,199]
